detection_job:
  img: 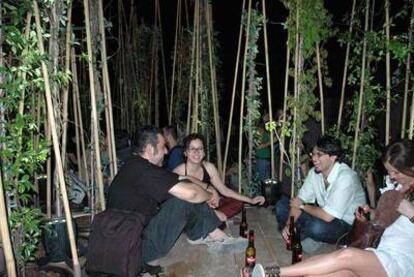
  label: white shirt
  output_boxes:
[369,215,414,277]
[298,162,366,224]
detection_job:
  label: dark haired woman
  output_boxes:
[174,133,265,222]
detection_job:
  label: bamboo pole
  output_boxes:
[83,0,105,211]
[222,0,246,181]
[45,115,52,218]
[98,0,117,180]
[71,48,90,191]
[337,0,356,132]
[169,0,181,124]
[351,0,370,169]
[315,43,325,134]
[60,0,72,172]
[279,44,290,181]
[32,2,81,275]
[262,0,275,179]
[0,168,17,277]
[401,2,414,138]
[156,0,170,119]
[238,0,252,193]
[291,7,300,196]
[409,82,414,139]
[186,0,198,134]
[205,2,222,172]
[191,0,201,133]
[385,0,391,145]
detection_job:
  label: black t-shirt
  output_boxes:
[107,155,179,217]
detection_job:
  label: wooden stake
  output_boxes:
[385,0,391,145]
[32,2,81,275]
[315,43,325,134]
[222,0,246,181]
[279,45,290,181]
[352,0,370,169]
[238,0,252,193]
[83,0,105,211]
[401,2,414,138]
[98,0,117,180]
[262,0,275,179]
[337,0,356,132]
[0,168,17,277]
[205,2,223,173]
[169,0,181,124]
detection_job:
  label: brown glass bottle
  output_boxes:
[245,230,256,269]
[291,227,303,264]
[286,216,295,250]
[239,205,248,238]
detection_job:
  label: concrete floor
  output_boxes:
[37,206,336,276]
[144,206,336,277]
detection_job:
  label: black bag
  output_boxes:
[86,209,145,277]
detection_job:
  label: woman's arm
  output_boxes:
[205,162,264,205]
[397,199,414,222]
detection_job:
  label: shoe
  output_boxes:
[187,236,217,245]
[140,263,163,275]
[207,236,248,253]
[301,238,324,254]
[251,264,265,277]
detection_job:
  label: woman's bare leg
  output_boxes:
[279,248,387,277]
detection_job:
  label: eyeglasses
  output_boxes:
[187,147,204,154]
[309,151,328,159]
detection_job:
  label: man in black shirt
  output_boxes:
[87,126,213,276]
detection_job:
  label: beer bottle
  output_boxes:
[286,216,295,250]
[245,230,256,269]
[291,227,303,264]
[239,205,248,238]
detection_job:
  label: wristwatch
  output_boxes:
[299,204,305,211]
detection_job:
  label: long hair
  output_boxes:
[383,139,414,201]
[383,139,414,178]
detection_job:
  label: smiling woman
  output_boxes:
[173,133,265,221]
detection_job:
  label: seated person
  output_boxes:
[254,139,414,277]
[162,125,184,172]
[276,135,366,252]
[174,133,265,222]
[86,126,212,276]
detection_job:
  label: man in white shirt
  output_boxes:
[276,136,366,251]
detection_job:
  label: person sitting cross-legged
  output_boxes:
[252,139,414,277]
[275,135,366,253]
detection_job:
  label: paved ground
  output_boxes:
[36,206,336,276]
[144,206,336,277]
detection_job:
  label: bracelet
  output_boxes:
[299,204,305,211]
[410,215,414,223]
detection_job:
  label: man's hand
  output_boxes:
[250,196,265,205]
[281,226,290,241]
[206,186,220,208]
[290,197,303,210]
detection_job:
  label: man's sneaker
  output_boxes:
[301,238,324,254]
[187,236,218,245]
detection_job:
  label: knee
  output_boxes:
[336,248,359,264]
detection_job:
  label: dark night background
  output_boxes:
[90,0,409,140]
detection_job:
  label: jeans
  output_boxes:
[255,158,271,182]
[142,197,221,263]
[275,195,351,244]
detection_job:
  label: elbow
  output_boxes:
[187,190,210,203]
